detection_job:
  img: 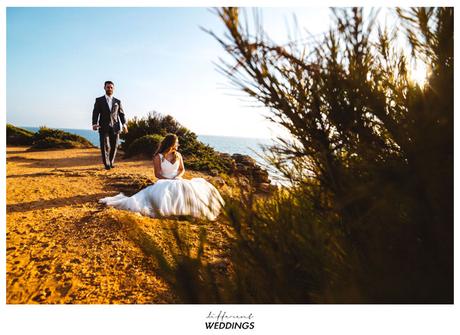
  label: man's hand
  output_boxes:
[92,124,100,131]
[123,125,128,133]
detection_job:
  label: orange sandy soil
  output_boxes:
[6,146,232,304]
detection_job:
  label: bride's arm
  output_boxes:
[175,153,185,179]
[153,154,167,179]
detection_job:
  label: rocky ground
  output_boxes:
[6,147,233,304]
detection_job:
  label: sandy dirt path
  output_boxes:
[6,146,230,304]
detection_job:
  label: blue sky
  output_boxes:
[7,7,333,138]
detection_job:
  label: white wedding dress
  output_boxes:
[99,154,225,220]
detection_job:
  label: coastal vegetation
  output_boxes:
[123,133,164,158]
[6,124,95,149]
[6,124,34,146]
[121,112,235,175]
[31,127,95,149]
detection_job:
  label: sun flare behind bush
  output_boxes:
[409,61,429,87]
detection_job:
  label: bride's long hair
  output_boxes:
[154,134,179,160]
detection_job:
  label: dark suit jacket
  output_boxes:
[92,96,126,133]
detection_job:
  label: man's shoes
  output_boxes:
[110,164,115,169]
[104,165,111,170]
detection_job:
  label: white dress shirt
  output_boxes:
[105,94,113,111]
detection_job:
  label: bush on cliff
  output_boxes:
[121,112,234,174]
[6,124,34,146]
[126,134,164,158]
[31,127,95,150]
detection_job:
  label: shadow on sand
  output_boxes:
[7,193,109,213]
[6,152,102,169]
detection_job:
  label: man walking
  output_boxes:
[92,81,128,170]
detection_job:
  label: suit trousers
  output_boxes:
[99,128,119,168]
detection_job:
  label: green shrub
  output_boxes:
[185,153,233,176]
[125,134,164,158]
[120,112,190,152]
[6,124,34,146]
[30,127,95,150]
[32,137,80,149]
[121,112,234,174]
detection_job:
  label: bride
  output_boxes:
[99,134,225,220]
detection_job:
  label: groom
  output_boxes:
[92,80,128,170]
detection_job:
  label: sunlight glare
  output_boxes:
[409,61,429,87]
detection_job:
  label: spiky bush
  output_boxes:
[213,7,452,303]
[141,7,452,303]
